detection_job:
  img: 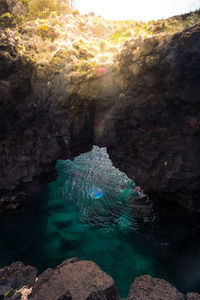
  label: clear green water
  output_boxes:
[1,146,200,297]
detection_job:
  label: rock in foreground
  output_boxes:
[127,275,185,300]
[1,259,200,300]
[0,261,37,299]
[28,258,119,300]
[0,261,37,290]
[186,293,200,300]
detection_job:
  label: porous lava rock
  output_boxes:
[186,293,200,300]
[0,262,37,290]
[127,275,185,300]
[28,258,119,300]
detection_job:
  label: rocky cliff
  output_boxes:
[0,11,200,211]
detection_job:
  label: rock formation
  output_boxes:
[0,11,200,211]
[1,259,200,300]
[186,293,200,300]
[0,261,37,299]
[28,258,119,300]
[127,275,185,300]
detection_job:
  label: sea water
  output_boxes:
[0,146,200,297]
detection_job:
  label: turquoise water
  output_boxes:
[1,146,200,297]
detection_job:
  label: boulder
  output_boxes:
[186,293,200,300]
[127,275,185,300]
[0,262,37,290]
[28,258,119,300]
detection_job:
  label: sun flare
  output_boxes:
[76,0,200,21]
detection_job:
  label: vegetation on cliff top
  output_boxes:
[0,0,200,98]
[1,0,200,56]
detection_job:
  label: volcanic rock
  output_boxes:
[127,275,185,300]
[186,293,200,300]
[1,15,200,212]
[28,259,119,300]
[0,262,37,290]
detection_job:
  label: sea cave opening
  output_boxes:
[1,146,200,298]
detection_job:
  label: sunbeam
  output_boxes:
[76,0,200,21]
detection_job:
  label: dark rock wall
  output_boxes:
[0,44,94,210]
[94,24,200,211]
[0,24,200,211]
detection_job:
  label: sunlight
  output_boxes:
[76,0,200,21]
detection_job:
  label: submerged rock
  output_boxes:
[28,258,119,300]
[127,275,185,300]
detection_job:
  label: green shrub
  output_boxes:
[38,7,50,18]
[16,14,24,25]
[109,32,128,43]
[26,0,64,18]
[37,24,58,40]
[50,10,57,18]
[25,0,77,18]
[0,12,14,27]
[72,9,80,17]
[21,0,29,7]
[28,0,57,15]
[99,40,106,51]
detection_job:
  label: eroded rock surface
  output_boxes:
[127,275,185,300]
[0,261,37,299]
[0,262,37,290]
[1,259,200,300]
[186,293,200,300]
[28,258,119,300]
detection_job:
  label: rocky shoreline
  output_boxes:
[0,258,200,300]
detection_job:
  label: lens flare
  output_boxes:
[98,67,106,74]
[88,187,104,199]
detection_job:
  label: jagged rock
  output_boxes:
[28,259,119,300]
[186,293,200,300]
[127,275,185,300]
[0,262,37,290]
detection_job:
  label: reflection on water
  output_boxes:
[0,146,200,297]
